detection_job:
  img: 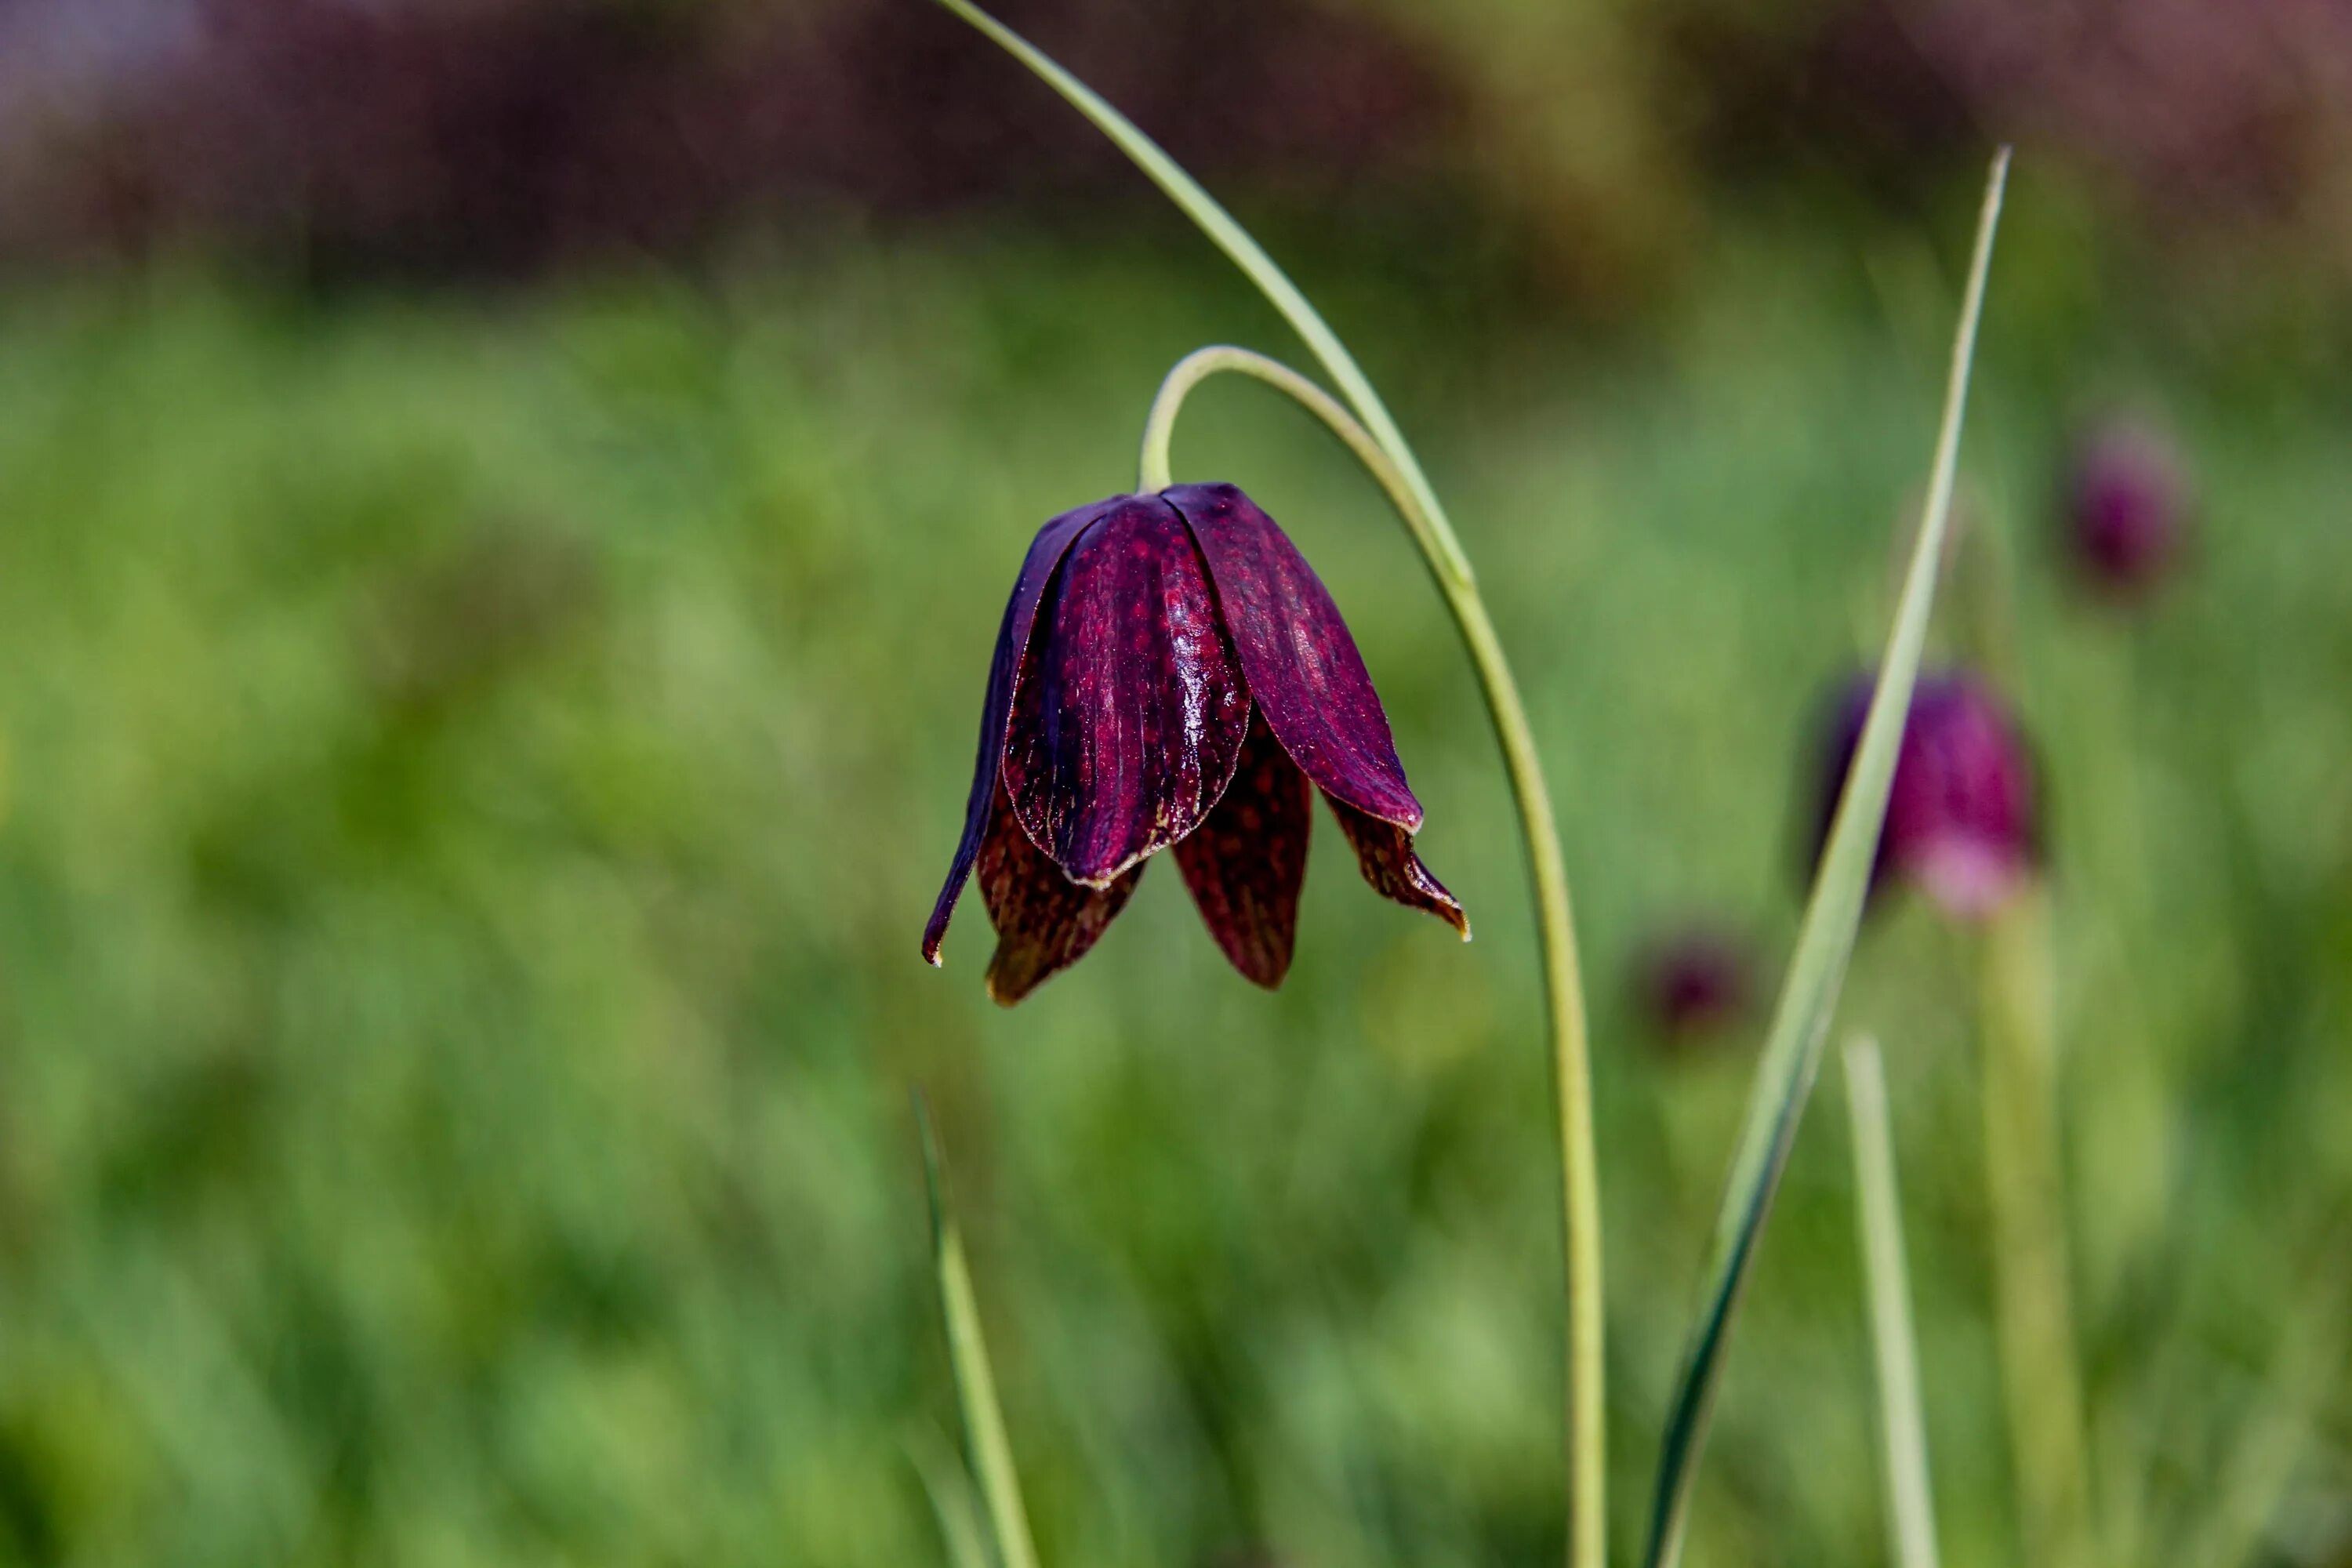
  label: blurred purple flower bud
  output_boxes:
[1632,927,1751,1047]
[1812,672,2040,920]
[2065,418,2188,596]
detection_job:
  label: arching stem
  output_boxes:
[1142,344,1603,1568]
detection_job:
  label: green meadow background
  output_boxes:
[2,6,2351,1566]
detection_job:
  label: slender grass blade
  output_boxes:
[1641,147,2011,1568]
[1844,1036,1942,1568]
[916,1094,1043,1568]
[909,1428,998,1568]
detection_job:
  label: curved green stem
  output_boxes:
[1142,345,1603,1568]
[925,5,1599,1558]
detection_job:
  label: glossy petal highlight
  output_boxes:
[1165,481,1425,829]
[1174,710,1312,987]
[924,499,1114,964]
[977,784,1144,1005]
[1328,795,1468,938]
[1002,497,1250,885]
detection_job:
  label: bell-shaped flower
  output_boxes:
[924,484,1466,1004]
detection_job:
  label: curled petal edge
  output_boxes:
[1328,794,1470,940]
[922,498,1116,966]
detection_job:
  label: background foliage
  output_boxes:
[0,2,2348,1565]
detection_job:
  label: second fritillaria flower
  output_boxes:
[1811,671,2041,920]
[924,483,1468,1004]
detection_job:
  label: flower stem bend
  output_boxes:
[1142,344,1603,1568]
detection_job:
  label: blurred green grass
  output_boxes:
[0,185,2349,1566]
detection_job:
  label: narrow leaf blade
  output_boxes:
[1845,1036,1943,1568]
[917,1094,1043,1568]
[908,1428,999,1568]
[1642,147,2011,1568]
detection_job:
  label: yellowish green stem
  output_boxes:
[1979,886,2093,1568]
[1141,344,1605,1568]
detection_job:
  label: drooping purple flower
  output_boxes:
[1631,927,1751,1047]
[1810,672,2040,920]
[924,483,1467,1004]
[2065,418,2188,596]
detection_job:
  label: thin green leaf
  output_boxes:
[925,0,1470,586]
[908,1428,998,1568]
[1642,147,2011,1568]
[1844,1036,1942,1568]
[916,1094,1042,1568]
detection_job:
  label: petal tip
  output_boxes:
[982,950,1023,1007]
[1328,796,1468,940]
[1428,892,1472,940]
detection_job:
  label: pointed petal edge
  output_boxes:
[1327,793,1470,939]
[922,498,1117,964]
[978,783,1147,1004]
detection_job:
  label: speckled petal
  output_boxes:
[1174,710,1312,988]
[1002,496,1251,886]
[1328,795,1469,938]
[1164,481,1424,829]
[923,499,1113,965]
[978,783,1143,1005]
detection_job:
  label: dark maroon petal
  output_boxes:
[977,782,1143,1005]
[1886,678,2038,916]
[1163,482,1425,830]
[923,498,1116,965]
[1327,795,1469,938]
[1002,496,1251,886]
[1174,710,1312,988]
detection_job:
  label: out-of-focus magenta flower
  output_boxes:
[1812,672,2040,920]
[925,483,1465,1005]
[2066,419,2188,596]
[1631,927,1751,1047]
